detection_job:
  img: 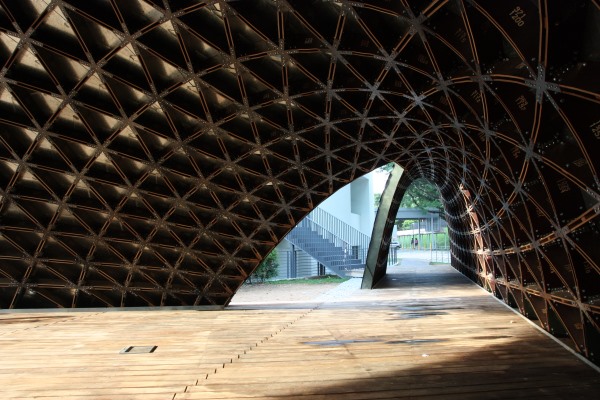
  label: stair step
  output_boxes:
[285,215,369,276]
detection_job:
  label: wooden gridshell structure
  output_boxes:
[0,1,599,362]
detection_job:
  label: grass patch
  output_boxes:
[429,261,450,265]
[263,275,350,285]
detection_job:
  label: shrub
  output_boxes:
[250,250,279,283]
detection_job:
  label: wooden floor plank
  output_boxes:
[1,259,598,399]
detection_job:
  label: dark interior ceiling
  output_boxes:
[0,0,598,361]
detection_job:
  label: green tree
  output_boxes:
[251,250,279,283]
[374,193,382,208]
[400,179,442,210]
[400,219,417,230]
[378,162,395,173]
[373,163,395,207]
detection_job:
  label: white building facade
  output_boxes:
[272,172,376,279]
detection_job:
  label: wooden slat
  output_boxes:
[1,260,598,399]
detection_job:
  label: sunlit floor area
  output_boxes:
[1,257,599,399]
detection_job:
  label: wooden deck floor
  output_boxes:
[1,259,599,399]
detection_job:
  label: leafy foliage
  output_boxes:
[373,163,395,207]
[378,162,395,173]
[250,250,279,283]
[401,219,416,229]
[399,178,443,210]
[374,192,383,207]
[375,176,443,211]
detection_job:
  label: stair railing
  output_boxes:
[285,207,372,272]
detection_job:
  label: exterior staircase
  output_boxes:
[284,209,369,276]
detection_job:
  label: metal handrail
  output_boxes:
[307,207,371,253]
[282,207,373,275]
